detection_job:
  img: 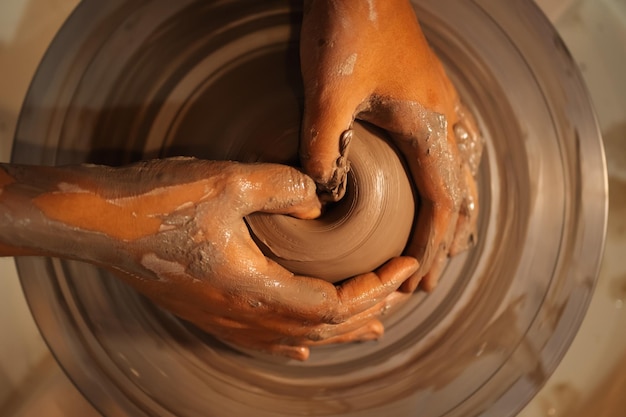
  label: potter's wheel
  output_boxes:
[12,0,607,416]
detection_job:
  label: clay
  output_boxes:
[247,122,415,282]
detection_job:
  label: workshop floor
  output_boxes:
[0,0,624,416]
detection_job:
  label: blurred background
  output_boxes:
[0,0,624,415]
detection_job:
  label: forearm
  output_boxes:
[0,159,230,261]
[0,163,120,259]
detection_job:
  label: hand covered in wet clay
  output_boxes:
[300,0,483,291]
[0,159,418,360]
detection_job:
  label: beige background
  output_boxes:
[0,0,624,416]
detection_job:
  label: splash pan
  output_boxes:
[13,0,607,416]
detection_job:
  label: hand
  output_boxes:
[299,0,482,291]
[0,159,418,360]
[108,160,418,360]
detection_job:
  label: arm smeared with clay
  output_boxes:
[0,158,417,360]
[300,0,483,292]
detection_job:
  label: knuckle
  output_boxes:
[306,324,339,342]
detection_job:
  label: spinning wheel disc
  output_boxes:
[13,1,606,416]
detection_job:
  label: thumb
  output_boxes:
[300,92,362,201]
[241,164,322,219]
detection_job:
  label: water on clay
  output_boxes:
[11,1,606,417]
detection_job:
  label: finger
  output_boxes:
[334,256,419,319]
[264,344,310,361]
[398,195,458,292]
[223,283,393,345]
[299,4,369,199]
[453,103,483,177]
[253,256,417,329]
[307,319,384,346]
[303,290,413,344]
[300,104,355,201]
[381,105,461,289]
[300,66,367,201]
[252,286,409,344]
[237,164,322,218]
[222,333,311,361]
[301,297,389,342]
[449,102,482,255]
[359,96,463,289]
[419,245,448,292]
[450,164,479,256]
[419,202,459,292]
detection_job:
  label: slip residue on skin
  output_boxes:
[141,252,186,281]
[32,180,214,241]
[56,182,89,193]
[366,0,377,22]
[33,191,163,241]
[338,53,357,76]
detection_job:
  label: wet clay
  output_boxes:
[247,122,415,282]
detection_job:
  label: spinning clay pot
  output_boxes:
[247,122,416,282]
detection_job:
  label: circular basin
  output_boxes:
[12,1,607,416]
